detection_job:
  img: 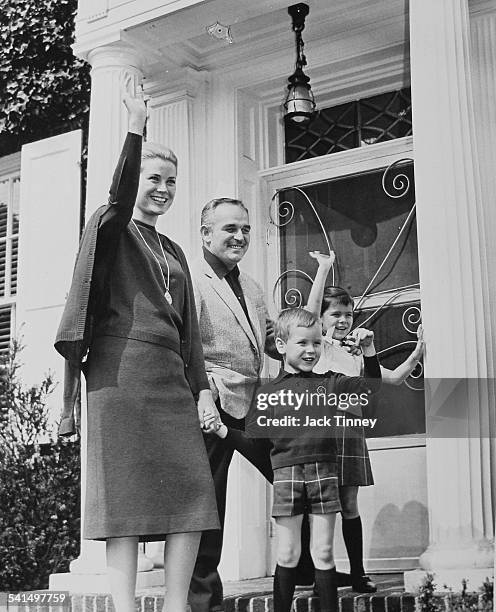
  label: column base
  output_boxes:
[404,568,494,593]
[49,569,165,593]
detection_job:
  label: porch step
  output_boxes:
[70,574,423,612]
[71,591,417,612]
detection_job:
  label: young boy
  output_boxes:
[208,307,381,612]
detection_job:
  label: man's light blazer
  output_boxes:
[190,257,274,419]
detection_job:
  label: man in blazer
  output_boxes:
[188,198,277,612]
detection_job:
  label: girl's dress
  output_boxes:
[313,332,374,486]
[64,133,219,540]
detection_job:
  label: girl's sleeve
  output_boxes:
[334,361,382,396]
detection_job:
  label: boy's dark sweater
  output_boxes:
[227,355,381,473]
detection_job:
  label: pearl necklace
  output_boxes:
[132,220,173,305]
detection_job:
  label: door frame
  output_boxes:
[258,135,427,573]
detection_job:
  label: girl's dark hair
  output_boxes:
[321,286,354,316]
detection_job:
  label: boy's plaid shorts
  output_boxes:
[272,461,341,517]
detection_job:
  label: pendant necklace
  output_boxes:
[132,220,173,305]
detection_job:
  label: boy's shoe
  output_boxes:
[351,575,377,593]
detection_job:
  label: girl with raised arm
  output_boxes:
[305,251,424,592]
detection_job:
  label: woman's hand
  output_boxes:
[309,250,335,270]
[197,390,220,432]
[122,75,147,135]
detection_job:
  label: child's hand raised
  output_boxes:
[411,324,424,361]
[309,250,335,269]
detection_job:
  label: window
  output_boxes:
[0,160,20,352]
[266,155,424,438]
[285,88,412,163]
[0,305,13,353]
[277,162,417,297]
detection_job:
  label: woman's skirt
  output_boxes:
[336,421,374,487]
[83,335,219,541]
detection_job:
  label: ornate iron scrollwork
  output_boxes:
[268,157,423,387]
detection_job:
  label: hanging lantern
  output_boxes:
[284,3,316,124]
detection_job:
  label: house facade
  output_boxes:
[7,0,494,592]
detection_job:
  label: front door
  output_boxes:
[261,138,428,574]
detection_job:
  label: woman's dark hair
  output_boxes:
[321,286,354,316]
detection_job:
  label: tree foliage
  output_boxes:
[0,0,90,156]
[0,341,80,590]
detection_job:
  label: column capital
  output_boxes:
[87,41,143,74]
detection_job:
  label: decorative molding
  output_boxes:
[260,136,414,186]
[78,0,109,23]
[144,66,208,100]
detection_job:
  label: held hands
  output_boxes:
[203,412,225,436]
[121,74,147,135]
[309,250,336,270]
[197,390,221,433]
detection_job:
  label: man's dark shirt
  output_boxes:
[202,246,250,321]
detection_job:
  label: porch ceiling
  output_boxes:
[124,0,409,78]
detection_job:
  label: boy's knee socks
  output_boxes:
[342,516,365,577]
[274,565,297,612]
[314,567,338,612]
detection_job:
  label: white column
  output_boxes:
[405,0,495,590]
[50,41,160,592]
[470,6,496,580]
[85,43,143,215]
[146,67,208,260]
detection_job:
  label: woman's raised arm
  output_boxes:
[99,87,147,233]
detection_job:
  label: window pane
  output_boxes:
[0,242,5,297]
[12,177,20,235]
[355,302,425,437]
[0,305,11,353]
[285,101,358,163]
[285,87,412,163]
[359,90,412,146]
[278,162,417,299]
[11,237,18,295]
[0,180,8,239]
